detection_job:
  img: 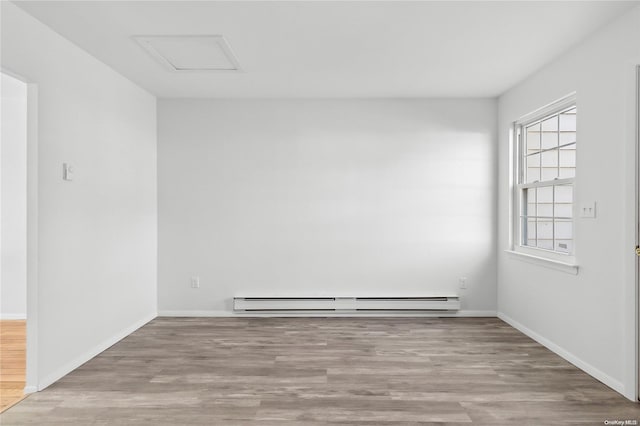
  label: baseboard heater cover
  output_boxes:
[233,296,460,312]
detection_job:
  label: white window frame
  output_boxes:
[509,93,578,270]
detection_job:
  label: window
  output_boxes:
[514,96,576,257]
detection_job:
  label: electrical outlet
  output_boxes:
[190,276,200,288]
[459,277,467,290]
[63,163,74,181]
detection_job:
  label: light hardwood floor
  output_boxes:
[1,317,639,425]
[0,320,26,413]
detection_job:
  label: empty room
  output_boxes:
[1,0,640,424]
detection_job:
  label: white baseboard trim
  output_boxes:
[158,310,497,318]
[38,313,156,391]
[454,310,497,317]
[23,385,37,394]
[159,310,233,317]
[1,313,27,320]
[497,311,625,396]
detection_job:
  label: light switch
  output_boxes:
[63,163,74,181]
[580,202,596,218]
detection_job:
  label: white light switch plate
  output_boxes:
[579,202,596,218]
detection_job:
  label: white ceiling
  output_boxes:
[11,1,639,98]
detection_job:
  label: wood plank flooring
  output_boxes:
[0,320,26,413]
[1,317,639,425]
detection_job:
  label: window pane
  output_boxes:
[527,218,536,239]
[526,123,541,152]
[541,150,558,167]
[539,186,553,222]
[554,219,573,254]
[524,188,536,216]
[554,185,573,218]
[559,149,575,178]
[560,133,576,146]
[554,219,572,239]
[554,203,572,218]
[554,184,573,203]
[541,150,558,180]
[527,169,541,183]
[559,167,575,179]
[541,168,558,181]
[538,186,553,220]
[526,153,540,183]
[538,202,553,217]
[525,217,536,247]
[542,130,558,150]
[559,108,576,131]
[537,186,553,203]
[537,219,553,250]
[541,115,558,132]
[559,149,575,167]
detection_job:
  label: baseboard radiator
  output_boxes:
[233,296,460,312]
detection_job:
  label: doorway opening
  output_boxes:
[0,71,28,412]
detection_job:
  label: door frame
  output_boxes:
[636,64,640,402]
[1,68,39,393]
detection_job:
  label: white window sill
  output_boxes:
[504,250,579,275]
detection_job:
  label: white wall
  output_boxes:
[497,7,640,400]
[1,2,157,389]
[158,99,497,315]
[1,73,28,319]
